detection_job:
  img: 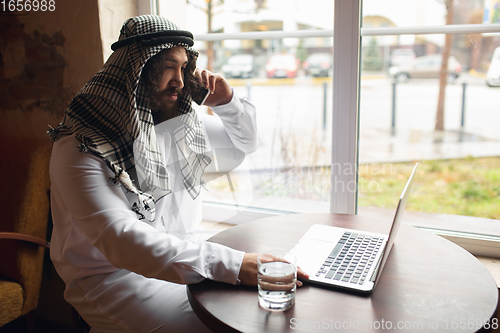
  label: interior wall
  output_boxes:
[98,0,138,62]
[0,0,103,139]
[0,1,138,329]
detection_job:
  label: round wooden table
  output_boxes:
[188,213,498,332]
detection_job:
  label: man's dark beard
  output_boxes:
[151,87,182,125]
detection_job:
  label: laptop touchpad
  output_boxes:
[290,238,335,277]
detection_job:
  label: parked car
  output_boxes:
[389,54,462,83]
[303,53,332,77]
[265,54,299,78]
[486,47,500,87]
[221,54,255,79]
[389,48,416,67]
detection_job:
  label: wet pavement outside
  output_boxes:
[201,71,500,213]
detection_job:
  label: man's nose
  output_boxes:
[170,68,184,89]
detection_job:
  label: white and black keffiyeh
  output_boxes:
[47,15,211,222]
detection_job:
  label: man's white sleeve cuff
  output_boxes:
[210,89,244,119]
[205,243,245,285]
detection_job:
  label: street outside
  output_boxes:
[201,71,500,211]
[226,72,499,165]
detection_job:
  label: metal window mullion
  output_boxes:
[330,0,361,215]
[363,23,500,36]
[138,0,158,15]
[194,23,500,41]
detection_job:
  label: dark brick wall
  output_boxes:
[0,1,103,139]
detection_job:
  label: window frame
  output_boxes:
[138,0,159,16]
[156,0,500,256]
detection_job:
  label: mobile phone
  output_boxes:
[191,84,210,106]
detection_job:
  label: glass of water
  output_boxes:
[257,251,297,311]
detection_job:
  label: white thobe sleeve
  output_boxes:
[50,136,245,285]
[203,90,257,153]
[201,90,258,172]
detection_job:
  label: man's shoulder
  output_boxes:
[51,135,106,170]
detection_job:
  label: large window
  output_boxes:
[155,1,500,235]
[158,0,336,215]
[359,1,500,220]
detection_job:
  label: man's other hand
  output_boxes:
[237,253,310,287]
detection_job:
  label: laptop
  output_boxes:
[288,163,418,294]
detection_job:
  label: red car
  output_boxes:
[265,54,299,78]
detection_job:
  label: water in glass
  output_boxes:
[258,260,296,311]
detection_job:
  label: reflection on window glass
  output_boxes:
[194,37,333,212]
[159,0,336,213]
[156,0,500,218]
[363,0,499,29]
[359,27,500,219]
[184,0,334,34]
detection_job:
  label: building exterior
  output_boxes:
[172,0,498,73]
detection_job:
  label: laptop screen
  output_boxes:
[374,163,418,283]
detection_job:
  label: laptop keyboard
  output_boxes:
[315,231,384,285]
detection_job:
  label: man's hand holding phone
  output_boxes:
[194,68,233,107]
[191,85,210,106]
